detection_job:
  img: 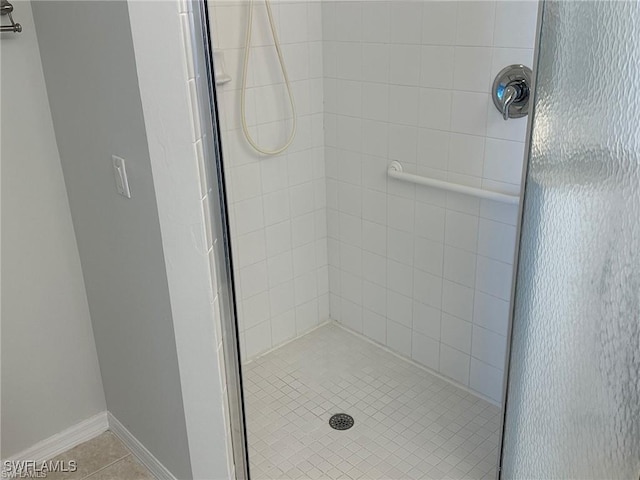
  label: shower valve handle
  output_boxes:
[492,65,533,121]
[501,85,518,120]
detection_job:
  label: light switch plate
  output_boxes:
[112,155,131,198]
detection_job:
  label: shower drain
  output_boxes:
[329,413,354,430]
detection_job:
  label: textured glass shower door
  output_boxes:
[501,1,640,478]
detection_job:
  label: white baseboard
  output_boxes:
[3,412,176,480]
[3,412,109,464]
[107,413,176,480]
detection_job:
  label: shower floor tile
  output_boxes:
[243,323,501,480]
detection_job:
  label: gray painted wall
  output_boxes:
[1,1,106,458]
[31,2,192,477]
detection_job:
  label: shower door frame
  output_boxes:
[496,0,544,477]
[191,1,251,478]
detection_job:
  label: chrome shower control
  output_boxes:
[492,64,532,121]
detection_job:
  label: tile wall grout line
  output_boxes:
[334,320,499,407]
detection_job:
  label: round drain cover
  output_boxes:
[329,413,354,430]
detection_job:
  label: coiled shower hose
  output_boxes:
[241,0,297,155]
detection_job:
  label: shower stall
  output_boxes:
[205,0,536,478]
[193,0,640,478]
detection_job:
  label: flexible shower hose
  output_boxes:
[241,0,297,155]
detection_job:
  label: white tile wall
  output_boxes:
[323,0,537,404]
[211,0,537,403]
[210,0,328,361]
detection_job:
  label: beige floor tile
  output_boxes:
[44,432,130,480]
[86,456,153,480]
